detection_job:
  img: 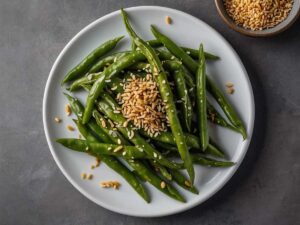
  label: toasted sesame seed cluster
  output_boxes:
[224,0,293,31]
[117,74,169,137]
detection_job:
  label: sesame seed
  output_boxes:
[165,16,172,25]
[67,125,75,131]
[65,104,72,116]
[161,181,166,189]
[54,117,61,123]
[81,173,87,179]
[87,174,93,180]
[113,146,123,152]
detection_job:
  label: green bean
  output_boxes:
[56,138,148,159]
[121,9,194,183]
[97,94,182,170]
[127,159,185,202]
[88,52,129,74]
[92,110,130,145]
[147,39,220,60]
[149,161,172,181]
[173,68,192,132]
[191,155,235,167]
[61,36,124,84]
[151,26,246,139]
[140,130,225,158]
[63,97,150,202]
[206,77,247,139]
[162,60,195,91]
[169,170,199,194]
[82,51,146,124]
[207,101,240,133]
[73,119,97,142]
[153,141,179,152]
[196,44,209,150]
[182,47,220,60]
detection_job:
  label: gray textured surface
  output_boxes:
[0,0,299,224]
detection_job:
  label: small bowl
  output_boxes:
[215,0,300,37]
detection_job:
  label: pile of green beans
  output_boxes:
[58,9,246,203]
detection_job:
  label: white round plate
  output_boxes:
[43,6,254,217]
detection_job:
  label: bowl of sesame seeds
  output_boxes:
[215,0,300,37]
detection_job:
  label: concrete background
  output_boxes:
[0,0,299,224]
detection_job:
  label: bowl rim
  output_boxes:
[215,0,300,37]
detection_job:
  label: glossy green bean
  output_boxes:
[149,160,173,181]
[207,101,240,133]
[140,130,225,158]
[92,110,130,145]
[206,77,247,139]
[127,159,185,202]
[147,39,220,60]
[61,36,124,84]
[196,44,209,150]
[88,52,129,74]
[169,170,199,194]
[173,68,192,132]
[56,138,148,159]
[82,51,146,124]
[121,9,194,183]
[191,155,235,167]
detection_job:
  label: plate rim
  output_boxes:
[43,5,255,217]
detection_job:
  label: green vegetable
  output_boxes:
[196,44,209,150]
[88,52,129,74]
[140,130,225,158]
[151,25,246,139]
[173,67,192,132]
[207,101,240,133]
[192,155,235,167]
[121,9,194,184]
[56,138,148,159]
[147,39,220,60]
[61,36,124,84]
[169,170,199,194]
[127,159,185,202]
[149,160,173,181]
[206,77,247,139]
[82,51,146,124]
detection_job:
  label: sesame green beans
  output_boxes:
[89,105,185,202]
[82,51,146,124]
[61,36,124,84]
[121,9,194,184]
[151,25,247,139]
[196,44,209,150]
